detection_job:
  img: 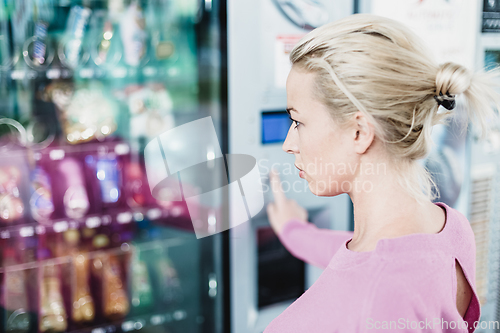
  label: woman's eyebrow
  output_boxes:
[286,107,298,115]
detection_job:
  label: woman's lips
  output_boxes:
[295,164,305,178]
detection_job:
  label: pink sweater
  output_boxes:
[264,202,481,333]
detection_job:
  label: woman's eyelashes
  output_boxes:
[289,116,301,129]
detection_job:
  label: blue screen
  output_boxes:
[261,111,292,144]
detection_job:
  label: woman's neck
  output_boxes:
[347,162,445,252]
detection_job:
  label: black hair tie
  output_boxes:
[434,91,456,110]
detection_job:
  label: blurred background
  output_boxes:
[0,0,499,332]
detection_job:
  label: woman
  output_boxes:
[265,14,500,333]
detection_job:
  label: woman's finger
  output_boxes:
[266,202,274,214]
[269,168,287,206]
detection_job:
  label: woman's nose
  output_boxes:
[282,126,299,154]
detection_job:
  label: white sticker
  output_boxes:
[275,35,305,88]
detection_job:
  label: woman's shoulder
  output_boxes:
[347,203,475,300]
[328,202,475,271]
[373,202,476,257]
[370,204,477,280]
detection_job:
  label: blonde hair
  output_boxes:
[290,13,500,205]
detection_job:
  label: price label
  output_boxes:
[101,215,112,225]
[11,70,26,80]
[150,314,165,325]
[36,225,46,235]
[19,226,34,237]
[69,220,79,229]
[112,67,127,78]
[86,216,102,229]
[147,208,162,220]
[121,321,134,332]
[143,67,157,76]
[79,68,94,78]
[114,143,130,155]
[46,68,61,79]
[53,221,68,233]
[173,310,187,321]
[117,212,132,224]
[49,149,65,160]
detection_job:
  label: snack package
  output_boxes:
[124,162,147,208]
[91,230,129,321]
[129,244,153,313]
[3,248,31,333]
[85,154,123,209]
[88,8,122,67]
[32,21,50,67]
[64,230,95,324]
[124,83,174,140]
[119,1,147,66]
[44,83,118,145]
[62,87,118,144]
[156,255,183,305]
[0,166,24,223]
[29,167,54,223]
[102,254,129,319]
[39,264,68,332]
[58,158,89,219]
[59,5,91,68]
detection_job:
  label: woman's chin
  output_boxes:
[308,181,342,197]
[308,183,327,196]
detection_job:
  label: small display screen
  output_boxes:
[261,111,292,144]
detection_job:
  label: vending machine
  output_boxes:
[470,1,500,331]
[0,0,227,332]
[228,1,354,332]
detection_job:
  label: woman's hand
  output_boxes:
[266,169,308,235]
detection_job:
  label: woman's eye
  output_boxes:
[289,116,300,128]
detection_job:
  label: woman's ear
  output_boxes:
[352,111,375,154]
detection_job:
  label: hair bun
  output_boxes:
[435,62,472,96]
